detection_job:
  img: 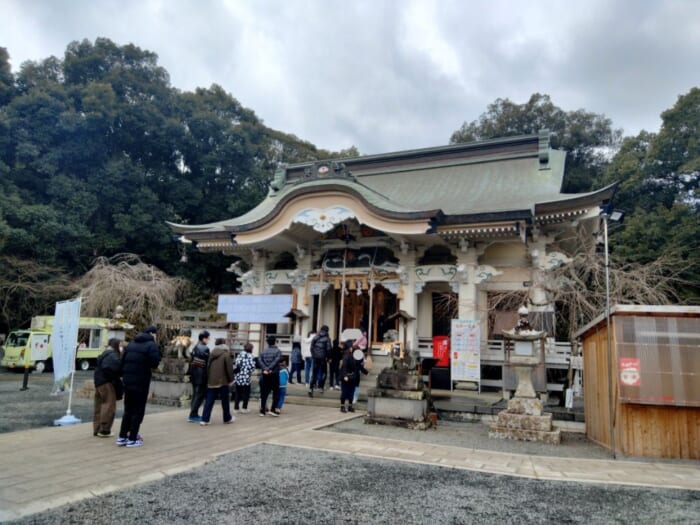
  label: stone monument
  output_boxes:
[150,330,193,406]
[365,344,434,430]
[489,306,561,444]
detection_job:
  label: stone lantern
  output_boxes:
[489,306,561,444]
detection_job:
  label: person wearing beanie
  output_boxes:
[117,325,160,448]
[187,330,211,422]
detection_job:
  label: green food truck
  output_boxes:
[1,316,132,373]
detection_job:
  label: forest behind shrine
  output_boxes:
[0,38,697,335]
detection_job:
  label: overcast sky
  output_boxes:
[2,0,699,154]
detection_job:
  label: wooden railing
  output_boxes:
[417,337,572,367]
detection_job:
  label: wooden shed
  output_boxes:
[575,305,700,459]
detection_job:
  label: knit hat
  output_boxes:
[144,325,158,334]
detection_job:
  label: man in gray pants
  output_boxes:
[187,330,210,422]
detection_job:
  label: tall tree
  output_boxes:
[601,88,700,302]
[450,93,622,192]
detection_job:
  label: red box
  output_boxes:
[432,336,450,367]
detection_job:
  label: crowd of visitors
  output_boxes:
[93,325,372,448]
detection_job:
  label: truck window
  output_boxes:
[7,332,29,347]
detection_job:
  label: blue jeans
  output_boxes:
[311,358,326,390]
[290,362,303,383]
[276,386,287,410]
[201,385,232,423]
[304,357,313,384]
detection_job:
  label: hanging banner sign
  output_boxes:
[51,298,82,391]
[218,294,293,323]
[450,319,480,383]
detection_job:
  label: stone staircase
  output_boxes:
[284,353,392,409]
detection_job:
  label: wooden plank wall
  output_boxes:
[583,323,613,449]
[583,311,700,459]
[618,404,700,459]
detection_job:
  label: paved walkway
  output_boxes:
[0,405,698,522]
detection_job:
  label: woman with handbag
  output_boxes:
[93,338,123,437]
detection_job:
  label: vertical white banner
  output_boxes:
[51,298,82,392]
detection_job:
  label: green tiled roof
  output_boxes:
[169,133,612,236]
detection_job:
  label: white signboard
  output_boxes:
[218,294,293,324]
[450,319,481,385]
[51,298,82,389]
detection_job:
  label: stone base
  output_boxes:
[365,414,434,430]
[495,411,553,431]
[488,392,561,444]
[366,388,432,429]
[376,369,424,390]
[489,426,561,445]
[150,378,191,407]
[507,396,543,416]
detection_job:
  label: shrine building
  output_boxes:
[168,131,615,361]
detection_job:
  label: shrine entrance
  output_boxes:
[335,283,397,344]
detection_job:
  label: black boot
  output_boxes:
[348,405,355,413]
[340,405,347,413]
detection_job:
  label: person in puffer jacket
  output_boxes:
[308,325,331,397]
[117,326,161,448]
[200,339,234,425]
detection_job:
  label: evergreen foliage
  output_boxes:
[0,39,697,332]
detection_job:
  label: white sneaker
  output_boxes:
[240,408,250,414]
[126,437,143,448]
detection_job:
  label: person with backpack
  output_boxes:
[308,325,331,398]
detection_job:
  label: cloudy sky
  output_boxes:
[2,0,699,154]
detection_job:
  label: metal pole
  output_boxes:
[603,215,616,459]
[316,264,324,332]
[339,248,347,336]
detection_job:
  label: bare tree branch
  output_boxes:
[77,254,189,329]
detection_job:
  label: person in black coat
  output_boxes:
[308,325,331,397]
[117,326,161,448]
[328,338,343,390]
[187,331,211,422]
[339,341,359,412]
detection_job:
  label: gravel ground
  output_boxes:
[7,444,699,525]
[2,369,699,524]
